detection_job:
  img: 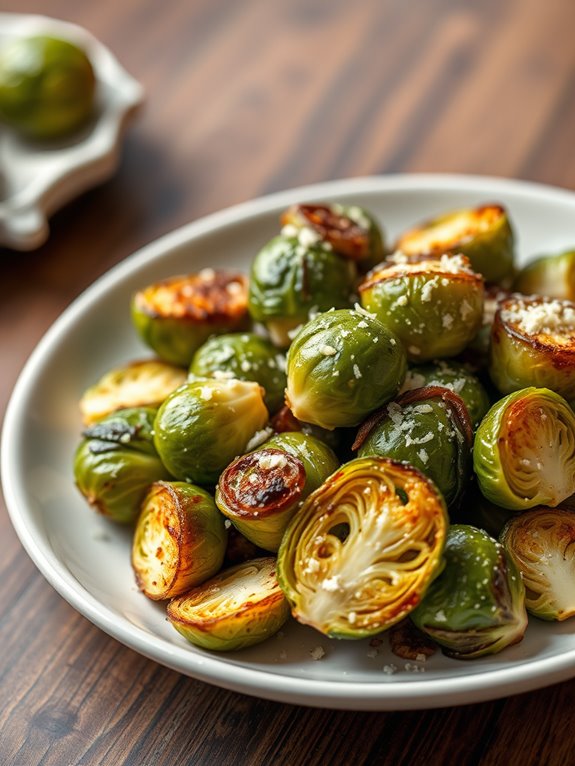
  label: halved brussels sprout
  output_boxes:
[394,203,515,284]
[189,332,286,413]
[473,387,575,510]
[514,249,575,301]
[153,379,269,484]
[354,386,473,510]
[167,557,289,651]
[359,255,484,361]
[277,457,448,639]
[74,407,171,524]
[500,508,575,621]
[489,295,575,407]
[411,525,527,659]
[248,234,356,347]
[80,359,187,425]
[132,481,226,600]
[131,270,249,366]
[285,308,406,429]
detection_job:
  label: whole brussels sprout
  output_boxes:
[277,457,448,639]
[473,387,575,510]
[189,332,286,413]
[153,379,269,484]
[132,481,226,600]
[411,525,527,659]
[74,407,171,524]
[131,270,249,366]
[514,249,575,301]
[359,255,484,361]
[248,234,356,347]
[285,307,406,429]
[167,557,290,651]
[394,203,515,284]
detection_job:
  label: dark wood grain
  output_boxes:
[1,1,575,764]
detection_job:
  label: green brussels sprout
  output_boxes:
[354,386,473,510]
[248,234,356,347]
[489,295,575,407]
[285,307,406,430]
[153,378,269,485]
[74,407,171,524]
[189,332,286,413]
[473,387,575,510]
[277,457,448,639]
[500,507,575,621]
[80,359,187,425]
[514,249,575,301]
[131,270,249,366]
[167,557,290,651]
[132,480,226,600]
[394,203,515,284]
[359,255,484,362]
[411,525,527,659]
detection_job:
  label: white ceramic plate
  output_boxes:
[0,13,143,250]
[3,175,575,710]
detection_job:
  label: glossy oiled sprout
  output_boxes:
[489,295,575,407]
[359,255,484,361]
[167,557,290,651]
[153,378,268,484]
[411,525,527,659]
[74,407,171,524]
[132,481,227,600]
[80,359,187,425]
[131,270,249,366]
[394,203,515,284]
[473,387,575,510]
[277,457,448,639]
[285,308,406,429]
[514,249,575,301]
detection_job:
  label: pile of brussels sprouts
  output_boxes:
[74,200,575,659]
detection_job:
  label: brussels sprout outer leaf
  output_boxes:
[513,250,575,301]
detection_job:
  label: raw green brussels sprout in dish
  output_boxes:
[74,407,171,524]
[514,249,575,301]
[411,525,527,659]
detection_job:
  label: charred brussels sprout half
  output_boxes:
[489,296,575,407]
[74,407,171,524]
[500,508,575,621]
[359,255,484,362]
[131,270,249,366]
[394,203,515,284]
[153,379,268,485]
[514,249,575,301]
[167,557,289,651]
[189,332,286,413]
[248,234,356,347]
[411,525,527,659]
[277,457,448,639]
[473,388,575,510]
[285,308,406,430]
[132,481,226,600]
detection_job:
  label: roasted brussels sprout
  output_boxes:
[359,255,484,361]
[248,234,356,347]
[501,508,575,621]
[74,407,171,524]
[189,332,286,413]
[167,557,289,651]
[411,525,527,659]
[489,296,575,407]
[262,431,340,494]
[354,386,473,510]
[285,308,406,429]
[277,457,448,639]
[514,249,575,301]
[153,379,269,485]
[473,387,575,510]
[80,359,187,425]
[132,481,226,600]
[131,270,249,366]
[394,203,515,284]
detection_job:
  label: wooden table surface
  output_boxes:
[1,1,575,764]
